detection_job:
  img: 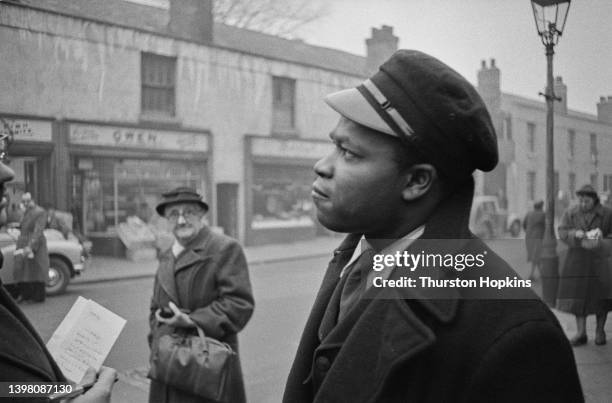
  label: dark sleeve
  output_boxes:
[28,210,47,251]
[189,241,255,339]
[558,209,580,247]
[464,320,584,403]
[148,275,160,347]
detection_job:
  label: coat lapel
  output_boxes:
[174,227,213,273]
[156,253,180,304]
[155,227,213,303]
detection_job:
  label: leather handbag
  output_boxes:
[149,325,235,401]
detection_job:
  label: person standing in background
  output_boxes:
[557,184,612,346]
[14,192,49,303]
[148,187,254,403]
[523,200,545,281]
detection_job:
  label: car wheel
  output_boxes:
[509,220,521,237]
[47,257,71,296]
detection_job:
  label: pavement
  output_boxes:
[72,235,339,285]
[72,236,612,402]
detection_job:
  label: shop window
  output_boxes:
[251,164,314,229]
[74,158,206,236]
[272,76,296,133]
[141,53,176,116]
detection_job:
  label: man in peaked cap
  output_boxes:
[148,187,254,403]
[283,50,582,402]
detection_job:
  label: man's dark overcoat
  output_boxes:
[0,276,65,402]
[14,205,48,284]
[148,226,254,403]
[557,204,612,315]
[283,182,583,403]
[523,209,545,263]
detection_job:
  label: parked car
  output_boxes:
[0,228,89,295]
[470,195,522,239]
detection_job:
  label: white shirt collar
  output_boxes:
[340,225,425,278]
[171,240,185,258]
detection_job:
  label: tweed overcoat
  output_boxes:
[283,183,583,403]
[14,205,48,284]
[557,204,612,315]
[148,227,254,403]
[0,276,65,402]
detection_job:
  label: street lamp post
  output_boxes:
[531,0,571,306]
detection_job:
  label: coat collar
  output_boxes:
[156,227,213,303]
[312,179,475,403]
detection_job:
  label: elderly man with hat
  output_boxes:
[283,50,582,402]
[557,184,612,347]
[147,187,254,403]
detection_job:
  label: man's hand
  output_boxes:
[155,301,195,328]
[71,366,117,403]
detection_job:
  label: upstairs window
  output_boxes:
[591,173,598,191]
[503,116,512,140]
[590,133,598,162]
[527,122,536,152]
[568,130,575,159]
[527,171,536,201]
[141,53,176,116]
[272,76,296,133]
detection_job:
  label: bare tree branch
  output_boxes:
[213,0,327,38]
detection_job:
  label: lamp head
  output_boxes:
[531,0,571,47]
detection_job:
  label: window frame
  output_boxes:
[271,76,297,134]
[141,52,177,117]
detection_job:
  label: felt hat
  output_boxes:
[575,184,599,202]
[155,187,209,216]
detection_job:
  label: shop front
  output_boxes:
[245,135,333,245]
[67,122,212,256]
[0,115,55,223]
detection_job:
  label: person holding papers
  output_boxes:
[0,146,117,402]
[148,187,254,403]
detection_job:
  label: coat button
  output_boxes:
[315,356,331,372]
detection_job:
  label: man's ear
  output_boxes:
[401,164,437,201]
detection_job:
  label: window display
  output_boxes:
[251,164,314,229]
[74,158,206,236]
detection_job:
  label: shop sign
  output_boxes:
[0,118,52,142]
[69,124,209,152]
[251,137,332,159]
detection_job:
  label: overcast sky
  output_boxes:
[295,0,612,115]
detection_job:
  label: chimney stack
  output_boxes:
[597,96,612,124]
[477,58,501,114]
[553,76,567,114]
[365,25,398,76]
[168,0,213,43]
